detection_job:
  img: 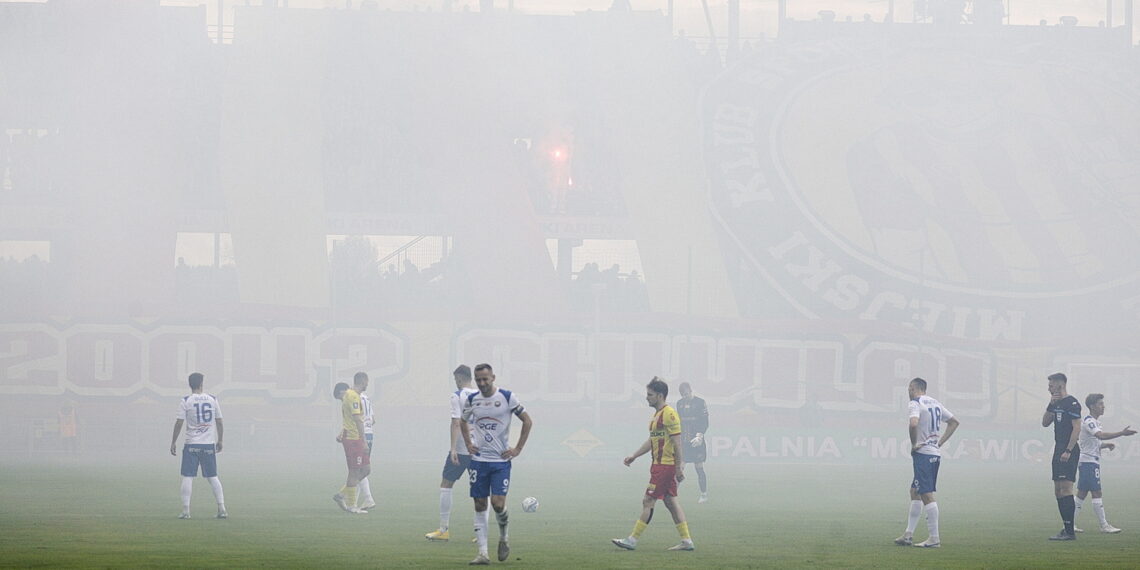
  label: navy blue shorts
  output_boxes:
[441,452,472,483]
[366,433,373,456]
[469,460,511,498]
[910,452,940,495]
[181,444,218,478]
[1077,462,1102,492]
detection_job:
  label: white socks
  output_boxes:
[439,488,453,531]
[496,509,509,540]
[357,477,373,506]
[1092,498,1107,526]
[924,502,940,540]
[182,476,225,515]
[208,474,225,515]
[1074,496,1084,523]
[180,477,193,512]
[1076,497,1110,527]
[905,500,922,534]
[474,510,489,554]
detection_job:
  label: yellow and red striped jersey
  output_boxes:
[649,405,682,465]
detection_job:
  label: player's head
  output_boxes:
[333,381,350,400]
[908,377,927,399]
[353,371,369,392]
[647,376,669,408]
[474,363,495,396]
[679,381,692,399]
[454,364,472,387]
[188,372,204,391]
[1085,393,1105,416]
[1047,372,1067,396]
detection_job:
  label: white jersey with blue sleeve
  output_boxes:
[178,393,222,445]
[361,393,374,436]
[1078,415,1102,464]
[450,386,480,455]
[908,395,953,457]
[462,388,525,463]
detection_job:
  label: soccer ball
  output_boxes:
[521,496,539,513]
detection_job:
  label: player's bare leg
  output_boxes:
[612,494,656,550]
[1073,488,1090,532]
[491,495,510,561]
[663,495,694,551]
[913,492,940,548]
[427,477,457,541]
[895,488,921,545]
[695,463,708,503]
[1050,480,1077,540]
[472,496,491,563]
[335,466,369,514]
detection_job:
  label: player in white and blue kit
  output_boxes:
[357,383,377,511]
[426,365,480,542]
[894,377,960,548]
[169,372,227,519]
[459,363,533,565]
[1072,393,1136,533]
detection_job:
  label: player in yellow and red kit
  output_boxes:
[611,376,695,552]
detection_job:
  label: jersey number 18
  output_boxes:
[927,407,941,431]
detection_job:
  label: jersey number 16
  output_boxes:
[194,402,214,423]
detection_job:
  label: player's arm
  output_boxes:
[670,431,686,482]
[449,417,463,464]
[938,416,960,447]
[215,417,224,453]
[690,400,709,446]
[908,416,920,454]
[170,419,184,456]
[503,411,533,459]
[1042,399,1057,427]
[696,399,709,435]
[624,438,652,466]
[460,420,477,455]
[1060,417,1080,461]
[1096,425,1137,440]
[353,413,366,441]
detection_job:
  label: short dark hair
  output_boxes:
[1085,393,1104,408]
[353,372,368,386]
[454,364,472,379]
[1048,372,1068,384]
[188,373,204,391]
[647,376,669,399]
[910,377,927,392]
[679,381,692,392]
[474,363,493,374]
[333,382,350,399]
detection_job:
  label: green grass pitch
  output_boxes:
[2,454,1137,568]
